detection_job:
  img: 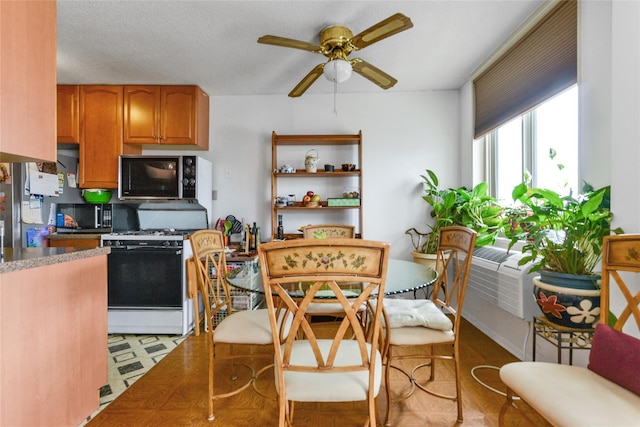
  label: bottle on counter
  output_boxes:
[255,226,261,248]
[250,222,257,251]
[276,215,284,240]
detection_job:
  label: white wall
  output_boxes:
[174,90,460,259]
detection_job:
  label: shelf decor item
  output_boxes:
[304,149,320,173]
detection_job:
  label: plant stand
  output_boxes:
[532,316,595,365]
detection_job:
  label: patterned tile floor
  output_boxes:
[80,333,188,426]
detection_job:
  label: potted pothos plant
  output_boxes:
[406,169,504,269]
[506,182,623,328]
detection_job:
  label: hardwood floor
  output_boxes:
[86,319,551,426]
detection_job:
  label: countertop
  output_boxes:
[0,247,111,274]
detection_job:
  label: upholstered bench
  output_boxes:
[499,323,640,426]
[498,234,640,427]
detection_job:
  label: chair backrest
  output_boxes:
[189,229,231,331]
[601,234,640,332]
[258,238,390,383]
[302,224,356,239]
[432,226,477,328]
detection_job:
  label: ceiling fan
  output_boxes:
[257,13,413,97]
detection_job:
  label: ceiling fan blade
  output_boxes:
[257,35,323,53]
[351,59,397,89]
[350,13,413,49]
[288,64,325,97]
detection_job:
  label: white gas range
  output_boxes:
[101,202,206,335]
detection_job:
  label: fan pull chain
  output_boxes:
[333,78,338,115]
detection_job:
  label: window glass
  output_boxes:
[534,87,579,194]
[487,85,578,202]
[496,117,523,203]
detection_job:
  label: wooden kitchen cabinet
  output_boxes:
[79,85,140,189]
[57,85,80,143]
[0,0,57,162]
[48,236,101,248]
[271,131,363,240]
[123,85,209,149]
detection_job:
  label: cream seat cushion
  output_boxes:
[305,289,366,315]
[500,361,640,427]
[382,298,453,330]
[277,339,382,402]
[214,309,292,345]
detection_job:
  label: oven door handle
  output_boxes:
[113,246,182,255]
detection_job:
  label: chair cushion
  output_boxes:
[306,302,366,315]
[501,361,640,427]
[387,325,455,346]
[277,339,382,402]
[588,323,640,396]
[382,298,453,330]
[215,309,292,345]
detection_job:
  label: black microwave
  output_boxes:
[118,155,201,200]
[56,203,113,233]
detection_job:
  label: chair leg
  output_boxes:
[384,346,393,426]
[193,296,200,336]
[453,352,463,422]
[207,339,215,421]
[368,388,377,427]
[499,387,540,427]
[498,387,514,427]
[429,344,435,381]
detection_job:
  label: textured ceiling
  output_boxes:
[56,1,544,97]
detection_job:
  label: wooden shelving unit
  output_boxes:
[271,131,363,240]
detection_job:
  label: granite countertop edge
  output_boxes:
[0,247,111,274]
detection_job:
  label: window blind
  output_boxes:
[473,0,577,139]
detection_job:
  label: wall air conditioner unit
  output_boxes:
[465,246,538,321]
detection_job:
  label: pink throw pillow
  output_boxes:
[587,323,640,396]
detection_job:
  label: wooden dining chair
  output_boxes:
[302,223,356,239]
[302,224,363,323]
[258,238,390,427]
[190,229,291,421]
[185,256,201,336]
[382,225,477,425]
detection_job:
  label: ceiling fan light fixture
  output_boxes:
[323,59,352,83]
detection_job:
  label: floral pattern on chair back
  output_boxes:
[302,224,356,239]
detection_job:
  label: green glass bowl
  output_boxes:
[82,189,112,204]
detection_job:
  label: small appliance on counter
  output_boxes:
[55,203,113,233]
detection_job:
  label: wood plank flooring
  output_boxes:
[86,318,551,426]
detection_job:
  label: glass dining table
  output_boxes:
[226,258,438,300]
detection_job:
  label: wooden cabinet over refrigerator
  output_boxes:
[271,131,363,240]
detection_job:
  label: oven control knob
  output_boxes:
[162,240,171,247]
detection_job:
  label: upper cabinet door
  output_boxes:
[161,86,197,146]
[57,85,80,144]
[123,85,209,150]
[0,1,56,162]
[79,86,124,189]
[123,86,161,144]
